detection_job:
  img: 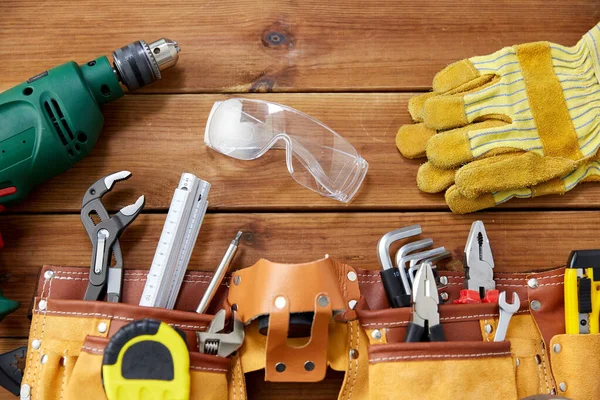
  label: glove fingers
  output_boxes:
[408,92,436,122]
[445,185,498,214]
[426,120,510,168]
[447,158,600,214]
[455,152,577,199]
[397,123,436,159]
[417,162,457,193]
[432,59,483,93]
[422,94,469,130]
[408,74,496,124]
[422,83,509,130]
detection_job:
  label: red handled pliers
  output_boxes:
[454,221,499,304]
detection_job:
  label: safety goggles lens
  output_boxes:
[204,98,368,203]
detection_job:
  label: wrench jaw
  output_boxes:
[197,310,245,358]
[113,195,146,229]
[494,291,520,342]
[81,170,132,208]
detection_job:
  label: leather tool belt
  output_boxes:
[21,260,597,400]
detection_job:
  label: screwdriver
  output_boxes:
[196,231,243,314]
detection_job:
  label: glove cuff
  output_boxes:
[583,23,600,88]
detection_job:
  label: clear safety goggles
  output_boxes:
[204,98,368,203]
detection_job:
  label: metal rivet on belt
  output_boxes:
[371,329,382,340]
[440,292,449,302]
[439,276,449,285]
[349,349,359,359]
[559,382,567,392]
[44,270,54,280]
[60,357,67,367]
[97,322,108,333]
[348,299,358,309]
[527,278,538,289]
[347,271,357,282]
[20,384,31,399]
[530,300,541,311]
[31,339,41,350]
[304,361,315,371]
[40,354,48,364]
[515,357,520,367]
[553,343,562,353]
[484,324,493,334]
[275,362,286,373]
[535,354,542,365]
[318,295,329,307]
[233,276,241,286]
[274,296,286,309]
[38,300,47,311]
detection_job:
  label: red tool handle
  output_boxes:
[453,289,499,304]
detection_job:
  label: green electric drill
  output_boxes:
[0,38,180,320]
[0,37,180,205]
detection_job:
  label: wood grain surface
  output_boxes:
[9,93,600,213]
[1,1,599,93]
[2,1,600,399]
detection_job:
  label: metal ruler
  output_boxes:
[140,173,210,309]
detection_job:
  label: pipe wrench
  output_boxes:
[81,171,145,302]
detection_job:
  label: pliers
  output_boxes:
[455,221,499,304]
[404,262,445,342]
[82,171,145,302]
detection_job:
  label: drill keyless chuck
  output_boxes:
[112,38,180,91]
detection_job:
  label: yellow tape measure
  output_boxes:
[102,319,190,400]
[565,250,600,334]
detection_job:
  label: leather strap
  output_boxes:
[228,257,360,382]
[265,293,332,381]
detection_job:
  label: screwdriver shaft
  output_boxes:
[196,231,243,314]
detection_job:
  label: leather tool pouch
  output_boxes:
[356,267,569,400]
[227,257,361,383]
[22,262,590,400]
[21,266,232,400]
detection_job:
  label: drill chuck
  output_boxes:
[112,38,180,91]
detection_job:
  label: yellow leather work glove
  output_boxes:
[397,23,600,213]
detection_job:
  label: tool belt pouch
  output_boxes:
[22,265,232,400]
[226,257,368,394]
[354,267,568,400]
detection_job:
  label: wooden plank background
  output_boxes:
[1,1,600,399]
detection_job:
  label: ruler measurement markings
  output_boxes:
[140,173,211,308]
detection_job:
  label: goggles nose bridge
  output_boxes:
[270,133,295,175]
